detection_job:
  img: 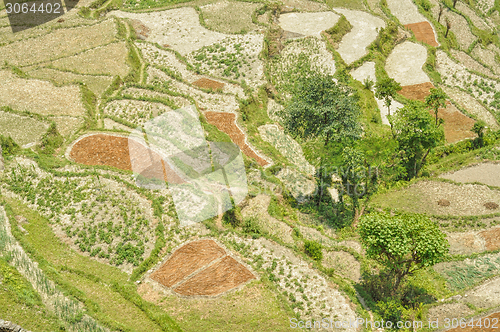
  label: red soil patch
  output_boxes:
[69,134,185,184]
[405,21,438,47]
[192,78,225,91]
[150,239,226,287]
[434,102,476,143]
[479,227,500,251]
[151,239,255,297]
[447,311,500,332]
[174,255,256,296]
[398,82,435,101]
[204,112,269,167]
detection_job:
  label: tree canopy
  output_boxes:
[358,212,449,293]
[281,74,362,147]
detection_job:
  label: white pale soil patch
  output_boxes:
[386,0,427,24]
[137,43,245,98]
[441,86,498,129]
[51,116,84,137]
[240,194,294,245]
[322,250,361,282]
[456,2,491,30]
[476,0,495,15]
[267,99,285,123]
[440,163,500,188]
[103,118,133,132]
[351,61,403,125]
[276,167,316,203]
[222,234,359,325]
[278,11,340,37]
[121,87,191,109]
[385,41,430,86]
[109,8,227,56]
[0,70,86,117]
[334,8,385,65]
[258,124,314,176]
[147,67,239,113]
[0,110,49,147]
[298,225,336,247]
[436,50,500,110]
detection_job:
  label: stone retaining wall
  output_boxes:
[0,319,31,332]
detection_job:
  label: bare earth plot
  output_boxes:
[437,102,476,143]
[372,180,500,216]
[204,111,269,167]
[386,0,439,46]
[51,116,84,137]
[0,19,116,67]
[322,250,361,281]
[121,87,191,109]
[278,11,340,37]
[440,163,500,188]
[445,225,500,255]
[199,0,260,34]
[334,8,385,65]
[472,44,500,76]
[49,42,130,77]
[109,8,227,55]
[456,2,491,30]
[0,111,49,146]
[440,9,476,50]
[441,85,499,129]
[150,239,256,297]
[385,41,430,86]
[0,70,86,117]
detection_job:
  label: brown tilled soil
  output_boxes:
[150,239,226,287]
[192,78,224,91]
[447,226,500,255]
[69,134,185,184]
[446,311,500,332]
[435,102,476,143]
[150,239,255,297]
[405,21,438,47]
[398,82,435,101]
[480,227,500,251]
[173,255,255,296]
[204,112,269,166]
[130,19,151,40]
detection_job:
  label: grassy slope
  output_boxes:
[2,197,182,332]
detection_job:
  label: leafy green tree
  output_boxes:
[472,120,486,148]
[282,74,362,147]
[358,212,449,294]
[425,87,447,126]
[392,100,444,179]
[375,77,402,120]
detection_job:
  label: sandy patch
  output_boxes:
[350,61,376,83]
[385,41,430,86]
[110,8,227,56]
[49,42,130,77]
[322,250,361,281]
[278,11,340,37]
[441,85,498,129]
[334,8,385,65]
[386,0,427,24]
[121,87,191,109]
[441,163,500,188]
[445,230,486,255]
[258,124,314,175]
[241,194,294,244]
[0,70,86,117]
[450,49,499,79]
[465,277,500,309]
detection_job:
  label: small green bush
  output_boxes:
[304,240,323,261]
[242,217,263,238]
[0,135,19,156]
[325,14,353,44]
